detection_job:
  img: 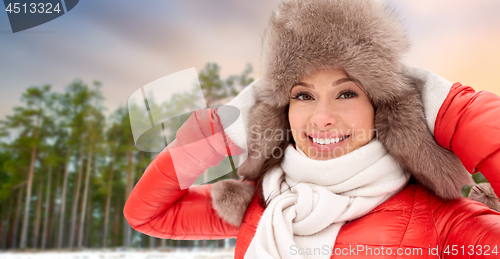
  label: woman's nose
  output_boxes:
[310,100,338,128]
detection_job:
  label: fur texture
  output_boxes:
[211,180,255,227]
[469,183,500,212]
[213,0,477,225]
[237,0,473,198]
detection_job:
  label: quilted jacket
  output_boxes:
[124,83,500,258]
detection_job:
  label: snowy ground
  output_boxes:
[0,248,235,259]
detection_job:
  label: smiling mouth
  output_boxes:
[308,135,350,145]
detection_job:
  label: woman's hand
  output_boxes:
[404,65,500,203]
[167,107,244,189]
[402,65,453,135]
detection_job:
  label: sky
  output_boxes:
[1,0,499,120]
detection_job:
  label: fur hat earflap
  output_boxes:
[211,180,255,227]
[237,0,474,200]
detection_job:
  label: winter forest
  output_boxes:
[0,63,254,252]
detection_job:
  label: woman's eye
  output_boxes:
[298,93,313,100]
[291,92,313,101]
[338,90,358,99]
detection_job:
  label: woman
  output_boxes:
[124,0,500,258]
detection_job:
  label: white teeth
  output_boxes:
[311,136,347,145]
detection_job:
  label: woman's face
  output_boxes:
[289,69,375,160]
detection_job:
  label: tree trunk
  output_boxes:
[112,199,121,247]
[50,166,63,249]
[136,152,147,249]
[1,195,14,249]
[135,151,144,182]
[13,185,25,249]
[102,148,116,248]
[20,115,41,249]
[0,205,3,248]
[85,179,93,248]
[147,235,153,249]
[41,165,53,249]
[78,134,93,248]
[123,150,134,247]
[32,174,44,248]
[69,141,85,248]
[58,147,71,248]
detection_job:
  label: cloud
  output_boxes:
[1,0,498,121]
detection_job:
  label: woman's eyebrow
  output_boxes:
[332,78,353,86]
[293,82,314,89]
[292,78,353,89]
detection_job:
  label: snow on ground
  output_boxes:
[0,248,235,259]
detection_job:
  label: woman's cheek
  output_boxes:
[289,104,309,141]
[351,103,376,143]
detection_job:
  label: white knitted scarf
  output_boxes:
[244,140,410,259]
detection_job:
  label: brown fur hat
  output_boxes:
[238,0,474,198]
[212,0,480,226]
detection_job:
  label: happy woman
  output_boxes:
[124,0,500,258]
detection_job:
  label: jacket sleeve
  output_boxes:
[123,108,241,240]
[439,199,500,258]
[435,83,500,197]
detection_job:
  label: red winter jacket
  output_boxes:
[124,83,500,258]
